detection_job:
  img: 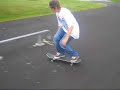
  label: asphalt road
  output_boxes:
[0,2,120,89]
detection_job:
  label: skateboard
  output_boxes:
[46,53,82,66]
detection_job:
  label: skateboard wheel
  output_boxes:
[51,60,54,62]
[70,63,73,66]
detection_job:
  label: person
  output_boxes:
[49,0,80,62]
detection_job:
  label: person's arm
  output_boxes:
[62,25,73,46]
[61,10,74,46]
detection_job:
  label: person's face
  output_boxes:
[50,7,59,13]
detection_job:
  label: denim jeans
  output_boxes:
[53,28,79,57]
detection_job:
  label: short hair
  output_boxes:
[49,0,61,9]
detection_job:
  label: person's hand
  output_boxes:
[62,38,68,46]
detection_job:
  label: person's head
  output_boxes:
[49,0,61,13]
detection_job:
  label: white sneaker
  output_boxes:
[53,52,65,59]
[71,56,80,62]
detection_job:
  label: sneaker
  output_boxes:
[53,52,65,59]
[71,56,80,62]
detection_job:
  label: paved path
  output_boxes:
[0,2,120,89]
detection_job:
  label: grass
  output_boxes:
[111,0,120,2]
[0,0,106,22]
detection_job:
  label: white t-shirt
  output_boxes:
[56,7,80,39]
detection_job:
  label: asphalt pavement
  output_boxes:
[0,2,120,89]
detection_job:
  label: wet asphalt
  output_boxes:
[0,2,120,89]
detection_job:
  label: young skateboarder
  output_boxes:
[49,0,80,62]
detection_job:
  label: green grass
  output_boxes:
[0,0,106,22]
[111,0,120,2]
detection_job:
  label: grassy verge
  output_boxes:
[111,0,120,2]
[0,0,106,22]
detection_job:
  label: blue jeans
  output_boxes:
[53,28,79,57]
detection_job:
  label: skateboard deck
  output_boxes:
[46,53,82,66]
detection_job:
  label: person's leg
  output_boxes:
[53,28,65,55]
[59,35,79,61]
